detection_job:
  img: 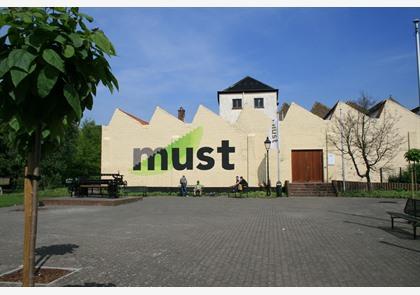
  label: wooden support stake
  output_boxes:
[22,127,41,287]
[408,132,414,199]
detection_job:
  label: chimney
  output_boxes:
[177,107,185,122]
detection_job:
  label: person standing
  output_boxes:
[180,175,188,197]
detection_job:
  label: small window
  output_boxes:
[232,98,242,109]
[254,98,264,108]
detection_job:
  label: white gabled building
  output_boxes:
[217,76,278,123]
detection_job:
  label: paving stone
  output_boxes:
[0,197,419,286]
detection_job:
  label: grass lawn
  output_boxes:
[340,189,420,198]
[0,187,68,208]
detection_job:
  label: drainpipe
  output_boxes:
[340,108,346,192]
[414,19,420,107]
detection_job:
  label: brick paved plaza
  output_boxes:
[0,196,419,287]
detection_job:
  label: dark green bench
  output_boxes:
[387,199,420,240]
[228,185,249,198]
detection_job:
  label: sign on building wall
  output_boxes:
[131,126,237,175]
[268,119,279,150]
[328,153,335,166]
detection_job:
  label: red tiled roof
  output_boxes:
[118,108,149,125]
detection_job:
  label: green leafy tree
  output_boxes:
[40,121,79,188]
[404,148,420,163]
[388,164,420,184]
[68,119,101,178]
[0,123,25,187]
[405,148,420,198]
[0,7,118,286]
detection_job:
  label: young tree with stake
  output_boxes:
[0,8,118,286]
[404,148,420,198]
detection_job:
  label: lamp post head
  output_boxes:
[264,137,271,151]
[414,19,420,24]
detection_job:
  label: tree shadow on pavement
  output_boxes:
[329,210,390,222]
[35,244,79,272]
[379,241,420,253]
[343,220,414,240]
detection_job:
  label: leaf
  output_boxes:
[39,23,58,32]
[22,14,32,24]
[10,68,28,86]
[64,84,81,119]
[79,13,93,22]
[9,117,20,131]
[37,65,59,98]
[7,49,36,72]
[63,45,75,58]
[68,33,82,48]
[54,34,67,44]
[42,129,50,138]
[78,49,88,59]
[7,27,20,45]
[32,11,45,19]
[85,94,93,110]
[0,14,7,28]
[8,91,16,101]
[91,30,115,55]
[109,71,119,91]
[28,63,36,74]
[0,58,9,78]
[78,20,89,32]
[42,49,65,73]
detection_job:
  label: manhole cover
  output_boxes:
[378,201,398,204]
[0,266,78,285]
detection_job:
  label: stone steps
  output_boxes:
[288,183,337,197]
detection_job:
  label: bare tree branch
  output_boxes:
[328,94,404,191]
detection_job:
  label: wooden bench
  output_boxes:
[0,177,13,194]
[387,199,420,240]
[228,185,249,198]
[178,185,204,196]
[67,173,127,198]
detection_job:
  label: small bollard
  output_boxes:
[276,181,282,197]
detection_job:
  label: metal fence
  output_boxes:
[332,180,420,192]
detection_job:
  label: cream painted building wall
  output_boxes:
[102,99,420,187]
[102,106,277,187]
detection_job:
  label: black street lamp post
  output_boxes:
[264,137,271,196]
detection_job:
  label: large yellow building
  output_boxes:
[101,77,420,188]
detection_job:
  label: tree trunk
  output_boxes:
[22,127,41,287]
[366,173,372,192]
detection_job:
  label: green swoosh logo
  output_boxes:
[131,126,203,175]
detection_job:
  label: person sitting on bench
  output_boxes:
[231,176,240,192]
[194,180,203,196]
[237,176,248,193]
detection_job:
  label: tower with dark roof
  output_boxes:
[217,76,278,123]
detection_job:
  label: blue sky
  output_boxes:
[82,8,420,125]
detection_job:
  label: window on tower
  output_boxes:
[254,97,264,108]
[232,98,242,109]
